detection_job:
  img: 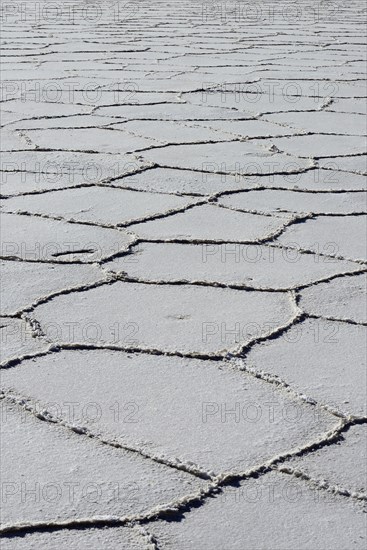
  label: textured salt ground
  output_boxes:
[218,189,367,215]
[106,120,235,143]
[1,100,92,118]
[265,112,366,136]
[11,114,122,130]
[1,212,134,262]
[1,151,146,181]
[263,135,366,158]
[129,203,292,242]
[18,128,157,154]
[140,141,312,173]
[185,91,329,114]
[3,187,199,226]
[0,260,104,315]
[1,403,206,525]
[299,272,367,324]
[277,215,367,262]
[108,167,254,195]
[1,350,336,475]
[149,472,366,550]
[122,119,299,140]
[283,424,367,496]
[245,318,367,417]
[0,317,49,364]
[29,281,295,355]
[110,167,366,194]
[1,171,104,197]
[105,242,364,290]
[318,155,367,175]
[0,526,152,550]
[326,98,367,114]
[96,103,251,120]
[1,0,366,546]
[0,130,34,152]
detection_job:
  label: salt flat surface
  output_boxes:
[149,472,366,550]
[1,0,366,547]
[1,527,152,550]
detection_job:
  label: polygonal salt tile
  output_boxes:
[0,403,206,526]
[218,189,367,215]
[327,98,367,115]
[21,128,156,154]
[105,242,363,291]
[277,215,367,262]
[299,272,367,323]
[114,166,259,195]
[0,172,95,197]
[13,115,121,130]
[149,471,366,550]
[265,112,366,136]
[319,156,367,175]
[31,281,295,355]
[245,317,366,416]
[112,120,231,144]
[283,424,367,496]
[96,103,248,120]
[186,119,297,138]
[3,187,197,226]
[266,135,365,158]
[130,204,291,242]
[0,260,104,315]
[185,91,327,114]
[231,169,366,192]
[1,99,92,117]
[140,141,311,174]
[1,350,335,475]
[43,89,181,106]
[1,151,145,182]
[0,213,133,262]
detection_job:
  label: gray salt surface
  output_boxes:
[129,203,292,242]
[1,350,336,475]
[30,281,296,355]
[105,242,364,291]
[0,212,134,262]
[0,526,151,550]
[149,472,366,550]
[284,424,367,496]
[246,318,367,416]
[1,0,366,547]
[0,404,206,525]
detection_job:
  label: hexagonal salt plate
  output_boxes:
[129,204,291,243]
[104,242,364,291]
[218,189,367,215]
[140,141,311,174]
[277,215,367,262]
[29,281,296,355]
[1,350,336,476]
[3,187,199,227]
